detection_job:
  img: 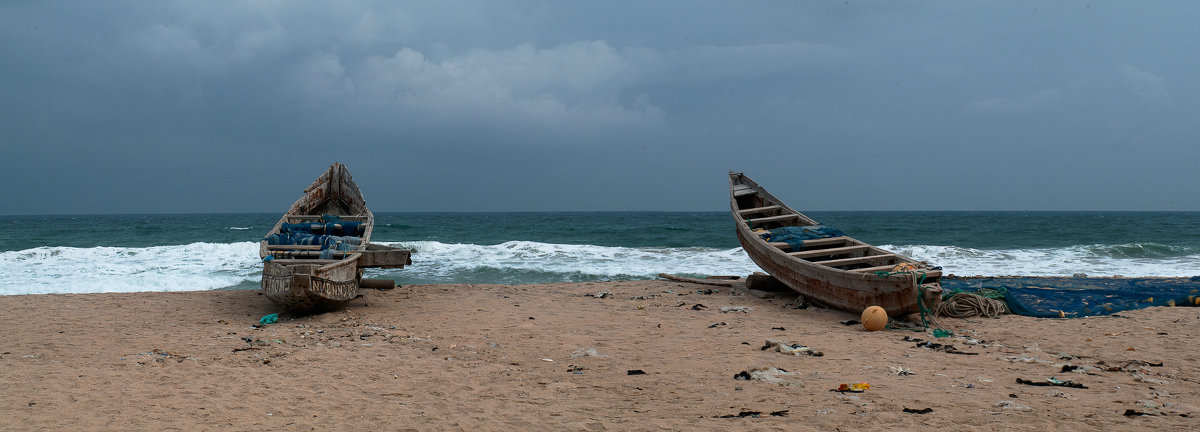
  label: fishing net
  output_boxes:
[940,276,1200,318]
[758,225,846,250]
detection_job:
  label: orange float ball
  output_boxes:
[861,306,888,331]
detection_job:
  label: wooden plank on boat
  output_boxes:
[787,244,871,258]
[267,245,324,251]
[357,243,412,269]
[852,264,901,273]
[809,254,897,268]
[747,214,799,225]
[800,237,848,247]
[268,250,356,259]
[737,205,781,215]
[732,185,756,197]
[769,236,847,250]
[276,222,364,233]
[285,215,370,222]
[268,259,341,264]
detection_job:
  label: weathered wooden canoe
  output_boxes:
[259,163,411,312]
[730,172,941,316]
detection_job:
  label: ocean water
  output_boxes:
[1,212,1197,295]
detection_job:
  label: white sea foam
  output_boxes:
[889,244,1200,278]
[226,227,252,230]
[4,240,1196,295]
[369,240,761,281]
[0,242,262,295]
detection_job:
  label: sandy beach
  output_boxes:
[1,280,1196,431]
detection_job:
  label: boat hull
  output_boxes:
[736,227,926,315]
[261,257,362,312]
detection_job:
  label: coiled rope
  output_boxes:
[935,292,1007,318]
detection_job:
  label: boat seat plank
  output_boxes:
[851,265,942,277]
[810,254,897,268]
[265,259,342,264]
[852,264,904,273]
[747,214,800,225]
[268,251,357,259]
[732,186,757,198]
[787,245,871,259]
[284,215,369,222]
[737,205,781,215]
[801,237,849,247]
[768,236,847,250]
[266,245,324,251]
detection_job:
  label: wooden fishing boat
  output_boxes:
[259,163,411,312]
[729,172,941,316]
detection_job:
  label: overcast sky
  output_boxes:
[3,1,1198,214]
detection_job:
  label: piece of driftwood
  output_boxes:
[258,163,411,313]
[360,278,397,290]
[729,172,942,316]
[745,273,791,293]
[658,273,736,287]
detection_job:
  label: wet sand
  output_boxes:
[1,280,1197,431]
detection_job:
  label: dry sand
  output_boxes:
[1,280,1197,431]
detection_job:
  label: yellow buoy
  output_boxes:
[861,306,888,331]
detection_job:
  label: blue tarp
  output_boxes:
[280,219,362,236]
[273,215,364,248]
[941,276,1200,318]
[759,225,846,250]
[274,214,362,241]
[264,233,360,251]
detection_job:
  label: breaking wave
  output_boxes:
[0,242,262,295]
[367,240,760,284]
[890,242,1200,278]
[3,240,1195,295]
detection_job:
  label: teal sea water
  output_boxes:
[2,211,1198,295]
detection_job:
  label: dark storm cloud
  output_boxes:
[2,1,1198,214]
